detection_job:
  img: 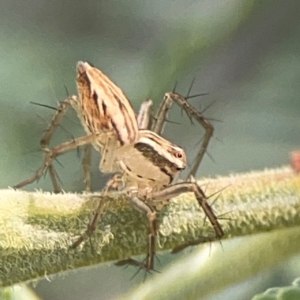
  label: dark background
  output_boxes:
[1,1,300,299]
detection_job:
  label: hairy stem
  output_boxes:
[1,166,299,287]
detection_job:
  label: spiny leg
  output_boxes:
[151,92,214,179]
[137,99,153,130]
[15,97,75,191]
[201,184,230,228]
[115,193,158,271]
[71,192,108,249]
[47,164,61,193]
[14,134,95,193]
[71,173,124,248]
[171,179,227,253]
[82,144,92,192]
[114,180,224,264]
[39,97,76,151]
[151,93,174,134]
[150,180,224,241]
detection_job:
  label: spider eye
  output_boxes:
[175,152,183,158]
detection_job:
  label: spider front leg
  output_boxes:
[137,99,153,130]
[115,190,158,272]
[71,187,109,248]
[15,95,101,192]
[14,97,76,192]
[151,92,214,179]
[82,144,93,192]
[71,138,142,249]
[39,97,75,151]
[71,179,158,268]
[14,133,95,193]
[115,180,224,271]
[151,180,224,240]
[71,172,127,248]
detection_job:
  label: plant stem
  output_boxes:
[1,166,299,287]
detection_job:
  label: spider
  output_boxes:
[14,61,223,270]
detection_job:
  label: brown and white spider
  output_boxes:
[14,61,223,270]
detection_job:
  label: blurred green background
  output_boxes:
[1,0,300,299]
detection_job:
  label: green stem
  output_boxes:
[1,166,299,287]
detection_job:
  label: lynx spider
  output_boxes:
[15,62,223,270]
